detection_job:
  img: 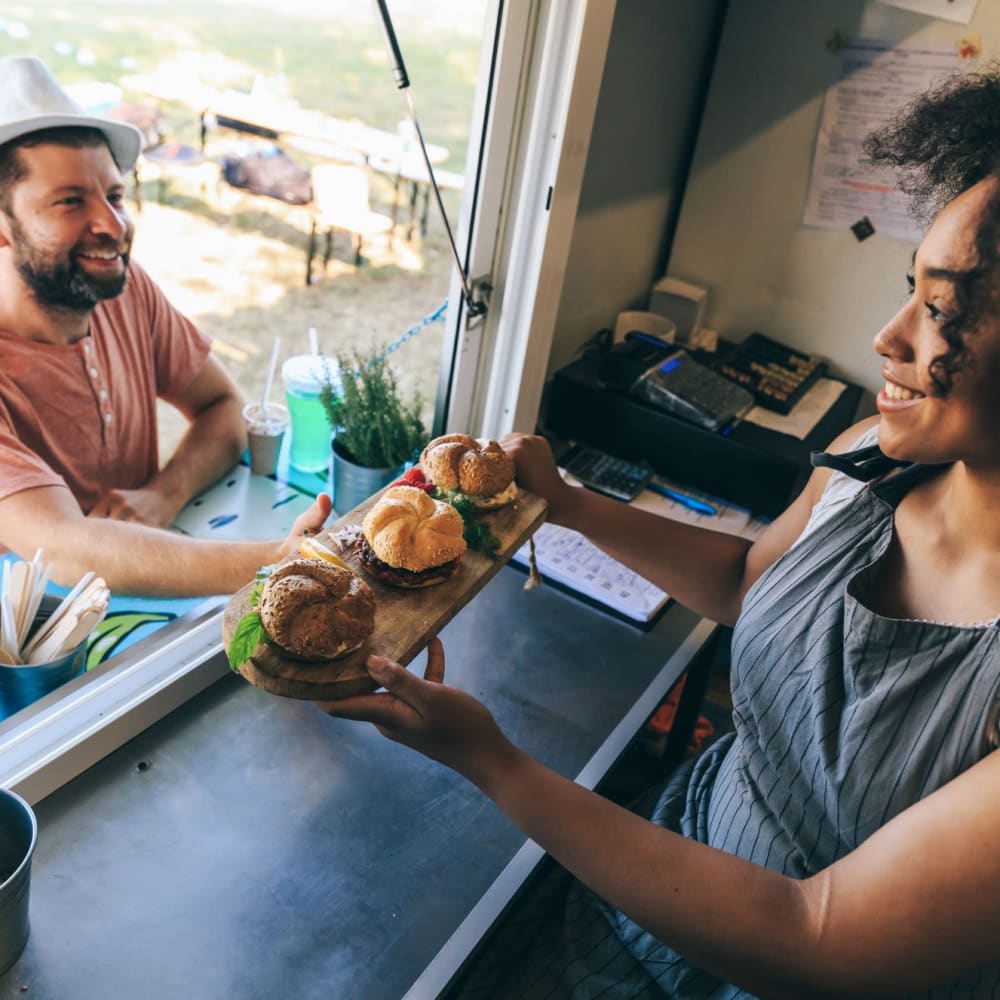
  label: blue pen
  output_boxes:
[648,481,717,516]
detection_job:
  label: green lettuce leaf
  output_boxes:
[228,610,268,672]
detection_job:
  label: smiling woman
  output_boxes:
[864,73,1000,476]
[323,64,1000,998]
[869,180,1000,474]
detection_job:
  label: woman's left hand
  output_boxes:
[318,638,516,786]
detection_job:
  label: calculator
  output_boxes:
[559,444,652,502]
[630,349,756,432]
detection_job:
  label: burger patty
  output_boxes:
[355,537,461,586]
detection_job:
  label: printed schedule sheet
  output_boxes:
[513,475,767,626]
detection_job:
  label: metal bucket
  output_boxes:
[330,439,398,515]
[0,787,37,975]
[0,595,88,720]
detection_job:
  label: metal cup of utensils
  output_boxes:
[0,595,88,720]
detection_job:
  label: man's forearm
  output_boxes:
[46,518,281,596]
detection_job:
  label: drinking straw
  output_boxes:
[261,335,281,414]
[309,326,319,356]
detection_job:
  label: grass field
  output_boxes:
[0,1,487,453]
[0,1,485,164]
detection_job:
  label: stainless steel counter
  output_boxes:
[0,567,712,1000]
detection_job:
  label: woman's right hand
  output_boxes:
[500,433,580,526]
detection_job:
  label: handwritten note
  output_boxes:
[803,40,960,242]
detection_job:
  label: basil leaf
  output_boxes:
[468,520,500,559]
[433,488,500,558]
[228,610,268,672]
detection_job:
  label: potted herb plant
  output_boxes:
[320,346,429,513]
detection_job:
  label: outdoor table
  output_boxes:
[368,152,466,241]
[117,75,450,170]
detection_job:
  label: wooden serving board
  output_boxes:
[222,487,547,701]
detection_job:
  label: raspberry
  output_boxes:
[400,466,428,485]
[390,466,434,493]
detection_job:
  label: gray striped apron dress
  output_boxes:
[454,444,1000,999]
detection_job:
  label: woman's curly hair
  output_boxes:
[863,65,1000,394]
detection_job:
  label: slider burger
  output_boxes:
[420,433,517,510]
[258,558,375,660]
[358,485,467,588]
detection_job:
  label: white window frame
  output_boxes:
[444,0,618,438]
[0,597,228,803]
[434,0,537,433]
[0,0,617,804]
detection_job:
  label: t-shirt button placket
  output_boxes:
[101,401,114,442]
[85,349,113,438]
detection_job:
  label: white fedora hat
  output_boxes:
[0,56,142,172]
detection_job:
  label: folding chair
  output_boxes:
[305,163,393,284]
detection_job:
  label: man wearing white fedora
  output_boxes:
[0,57,331,597]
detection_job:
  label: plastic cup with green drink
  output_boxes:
[281,354,337,474]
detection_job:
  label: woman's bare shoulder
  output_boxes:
[739,416,881,597]
[823,414,880,456]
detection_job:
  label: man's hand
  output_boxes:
[500,432,580,526]
[87,485,180,528]
[319,638,517,788]
[1,483,337,597]
[273,492,334,561]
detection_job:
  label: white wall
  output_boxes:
[667,0,1000,395]
[546,0,726,376]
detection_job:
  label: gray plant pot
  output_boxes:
[330,439,398,515]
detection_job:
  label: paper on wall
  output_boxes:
[877,0,978,24]
[802,40,961,243]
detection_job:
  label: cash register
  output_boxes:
[541,333,864,518]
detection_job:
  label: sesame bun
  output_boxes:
[258,558,375,661]
[420,434,516,508]
[359,485,467,587]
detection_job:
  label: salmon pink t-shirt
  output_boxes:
[0,260,211,513]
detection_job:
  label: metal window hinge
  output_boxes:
[465,275,492,325]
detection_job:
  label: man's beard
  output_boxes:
[7,216,130,312]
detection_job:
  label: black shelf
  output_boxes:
[542,353,863,519]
